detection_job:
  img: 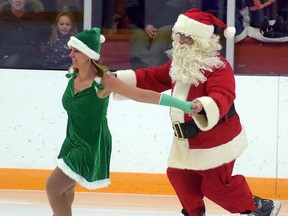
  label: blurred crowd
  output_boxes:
[0,0,287,70]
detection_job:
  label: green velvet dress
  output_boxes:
[57,73,112,189]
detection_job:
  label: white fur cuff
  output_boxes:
[113,69,136,100]
[193,96,219,131]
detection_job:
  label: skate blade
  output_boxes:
[270,200,281,216]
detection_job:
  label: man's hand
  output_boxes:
[145,25,158,39]
[189,99,203,117]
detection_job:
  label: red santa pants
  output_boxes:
[167,160,257,216]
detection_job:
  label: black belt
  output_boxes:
[173,103,236,140]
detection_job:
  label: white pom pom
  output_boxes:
[100,34,105,43]
[224,27,236,39]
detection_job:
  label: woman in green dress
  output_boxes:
[45,27,195,216]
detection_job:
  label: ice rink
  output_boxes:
[0,189,287,216]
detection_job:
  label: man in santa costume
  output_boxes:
[115,8,281,216]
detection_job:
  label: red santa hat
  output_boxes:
[173,8,236,39]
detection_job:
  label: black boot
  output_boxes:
[181,209,189,216]
[181,208,206,216]
[272,15,288,38]
[247,195,281,216]
[260,16,274,38]
[200,208,206,216]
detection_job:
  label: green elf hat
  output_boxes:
[67,27,105,60]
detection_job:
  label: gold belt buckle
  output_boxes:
[173,122,185,141]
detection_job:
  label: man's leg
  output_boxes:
[167,167,205,216]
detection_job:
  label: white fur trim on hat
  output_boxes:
[173,14,214,38]
[68,36,100,60]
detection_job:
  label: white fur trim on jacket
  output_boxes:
[193,96,219,131]
[168,128,248,170]
[171,82,190,122]
[115,69,136,85]
[57,159,111,190]
[112,69,136,100]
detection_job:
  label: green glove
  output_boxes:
[159,94,194,114]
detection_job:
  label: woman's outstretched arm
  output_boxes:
[101,74,194,114]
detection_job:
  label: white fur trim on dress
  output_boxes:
[173,14,214,39]
[112,69,136,100]
[57,159,111,190]
[193,96,219,131]
[93,76,102,92]
[68,36,100,60]
[168,128,248,170]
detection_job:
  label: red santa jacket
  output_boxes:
[116,56,248,170]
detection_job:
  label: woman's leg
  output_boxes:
[46,167,76,216]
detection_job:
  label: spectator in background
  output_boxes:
[102,0,128,34]
[124,0,193,70]
[247,0,288,38]
[41,0,83,31]
[191,0,227,18]
[102,0,116,33]
[43,11,78,70]
[0,0,50,69]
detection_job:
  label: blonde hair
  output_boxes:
[91,60,108,78]
[49,11,78,44]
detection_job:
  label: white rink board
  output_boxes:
[0,69,287,178]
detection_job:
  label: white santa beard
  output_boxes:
[170,39,225,86]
